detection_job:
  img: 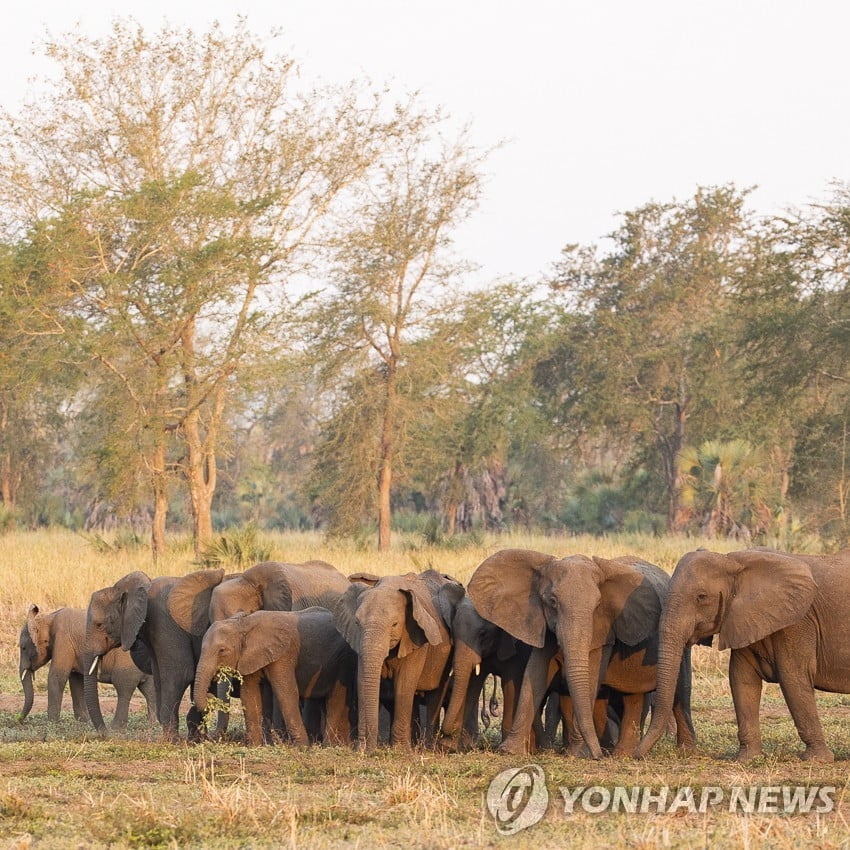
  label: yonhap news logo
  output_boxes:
[485,765,549,835]
[485,766,835,834]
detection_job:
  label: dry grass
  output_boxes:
[2,528,850,848]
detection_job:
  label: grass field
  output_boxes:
[2,529,850,849]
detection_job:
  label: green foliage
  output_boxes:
[197,523,272,568]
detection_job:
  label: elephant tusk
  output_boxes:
[20,671,27,682]
[475,663,481,677]
[88,656,100,676]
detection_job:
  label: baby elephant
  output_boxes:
[20,604,157,729]
[193,607,357,747]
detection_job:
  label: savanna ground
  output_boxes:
[2,529,850,849]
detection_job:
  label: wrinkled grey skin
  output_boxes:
[83,570,222,741]
[439,596,532,749]
[333,570,465,751]
[637,547,850,763]
[467,549,695,758]
[167,559,353,737]
[20,604,155,728]
[193,607,357,746]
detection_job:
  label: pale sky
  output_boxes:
[2,0,849,286]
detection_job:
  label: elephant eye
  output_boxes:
[696,592,709,603]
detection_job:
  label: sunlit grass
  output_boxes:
[1,528,849,848]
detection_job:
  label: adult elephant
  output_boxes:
[333,569,465,751]
[167,559,352,633]
[636,547,850,763]
[467,548,694,759]
[438,595,532,750]
[83,569,224,741]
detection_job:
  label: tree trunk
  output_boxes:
[377,364,396,552]
[151,437,168,565]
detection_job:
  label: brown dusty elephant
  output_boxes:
[168,559,352,633]
[168,559,353,736]
[467,549,695,758]
[21,605,156,728]
[333,569,465,751]
[84,569,224,740]
[636,547,850,763]
[193,607,357,746]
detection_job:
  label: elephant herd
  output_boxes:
[18,546,850,763]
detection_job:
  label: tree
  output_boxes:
[310,125,486,549]
[546,185,756,531]
[0,20,416,557]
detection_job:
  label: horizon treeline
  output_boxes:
[1,21,849,555]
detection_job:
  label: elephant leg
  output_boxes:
[240,674,266,746]
[611,693,644,757]
[501,645,553,755]
[323,683,352,746]
[111,686,132,731]
[541,690,561,749]
[500,676,519,742]
[69,673,89,722]
[729,649,765,761]
[140,677,158,724]
[391,653,427,749]
[774,635,833,762]
[302,698,324,743]
[46,667,69,722]
[270,669,309,747]
[592,695,609,740]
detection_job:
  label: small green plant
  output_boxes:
[198,523,272,568]
[199,666,243,735]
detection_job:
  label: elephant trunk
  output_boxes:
[635,615,691,757]
[559,623,603,759]
[441,641,481,738]
[357,630,389,751]
[193,659,217,715]
[20,668,34,719]
[83,653,107,733]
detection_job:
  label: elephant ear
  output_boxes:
[247,562,294,611]
[168,569,226,635]
[25,604,41,647]
[719,550,817,650]
[435,581,466,629]
[466,549,553,648]
[348,572,381,586]
[113,572,152,651]
[398,582,445,657]
[237,616,294,677]
[333,583,366,654]
[593,556,664,647]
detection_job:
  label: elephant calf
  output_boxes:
[194,607,357,746]
[20,604,156,729]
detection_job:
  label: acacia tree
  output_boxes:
[311,126,485,550]
[0,20,417,558]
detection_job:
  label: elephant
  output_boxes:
[333,569,465,751]
[193,607,357,746]
[84,568,224,741]
[467,549,695,758]
[636,547,850,763]
[168,559,352,632]
[20,604,156,728]
[438,595,533,750]
[167,559,352,737]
